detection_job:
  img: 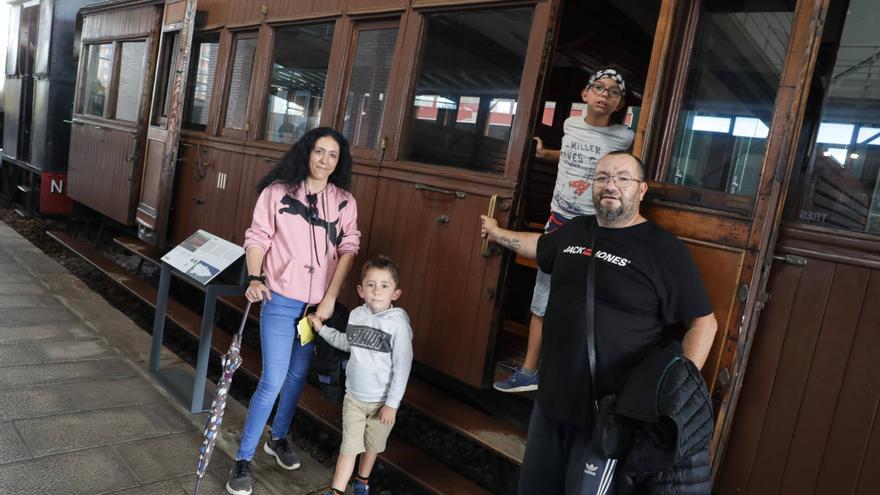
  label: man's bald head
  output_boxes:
[602,151,646,180]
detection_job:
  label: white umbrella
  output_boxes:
[194,302,251,494]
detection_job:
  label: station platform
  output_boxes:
[0,220,331,495]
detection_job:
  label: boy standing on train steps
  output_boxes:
[308,255,413,495]
[494,68,635,393]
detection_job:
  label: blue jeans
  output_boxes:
[236,292,313,460]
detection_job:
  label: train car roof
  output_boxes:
[79,0,163,16]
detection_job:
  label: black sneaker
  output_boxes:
[226,459,253,495]
[263,437,301,470]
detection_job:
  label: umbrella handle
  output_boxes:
[236,302,252,337]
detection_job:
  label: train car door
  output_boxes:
[634,0,829,475]
[137,0,198,246]
[4,1,40,162]
[350,1,561,388]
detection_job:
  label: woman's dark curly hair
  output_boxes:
[257,127,353,193]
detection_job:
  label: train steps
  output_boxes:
[48,230,524,494]
[110,235,527,466]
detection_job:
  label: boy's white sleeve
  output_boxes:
[384,323,413,409]
[318,325,351,351]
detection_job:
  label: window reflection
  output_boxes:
[81,44,114,117]
[790,0,880,234]
[401,8,533,173]
[666,2,794,198]
[115,42,146,122]
[800,122,880,232]
[264,23,334,145]
[456,96,480,125]
[16,5,39,76]
[224,37,257,130]
[185,35,220,130]
[342,26,398,149]
[151,33,180,125]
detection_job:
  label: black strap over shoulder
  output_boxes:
[586,218,640,461]
[585,217,600,411]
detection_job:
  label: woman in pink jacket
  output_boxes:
[227,127,360,495]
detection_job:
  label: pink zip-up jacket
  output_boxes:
[244,181,360,304]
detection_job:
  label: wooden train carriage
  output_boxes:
[130,0,656,392]
[65,0,880,491]
[133,0,557,395]
[66,0,164,225]
[2,0,102,214]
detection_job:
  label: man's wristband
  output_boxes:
[246,274,265,284]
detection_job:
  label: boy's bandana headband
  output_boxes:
[589,69,626,95]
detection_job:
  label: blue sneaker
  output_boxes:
[493,368,539,393]
[353,478,369,495]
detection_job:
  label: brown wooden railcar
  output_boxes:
[65,0,880,492]
[66,0,164,225]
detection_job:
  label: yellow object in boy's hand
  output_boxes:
[297,316,314,345]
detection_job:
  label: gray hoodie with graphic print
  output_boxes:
[317,304,413,408]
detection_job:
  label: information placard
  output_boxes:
[161,230,244,285]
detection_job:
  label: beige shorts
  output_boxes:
[340,394,394,455]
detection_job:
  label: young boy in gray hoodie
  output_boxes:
[308,255,413,495]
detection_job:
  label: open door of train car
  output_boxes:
[136,0,199,246]
[342,1,563,388]
[631,0,830,476]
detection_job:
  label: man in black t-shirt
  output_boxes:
[481,152,717,495]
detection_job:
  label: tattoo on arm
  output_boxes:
[498,235,521,252]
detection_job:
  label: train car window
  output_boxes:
[263,23,335,145]
[541,102,556,126]
[223,35,258,130]
[115,41,147,122]
[787,0,880,235]
[183,34,220,131]
[16,3,40,76]
[80,43,114,117]
[400,8,533,173]
[151,33,180,126]
[341,25,399,150]
[664,1,795,198]
[569,103,588,119]
[6,5,21,76]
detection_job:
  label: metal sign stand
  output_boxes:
[149,259,245,413]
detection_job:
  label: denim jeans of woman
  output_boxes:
[236,291,313,460]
